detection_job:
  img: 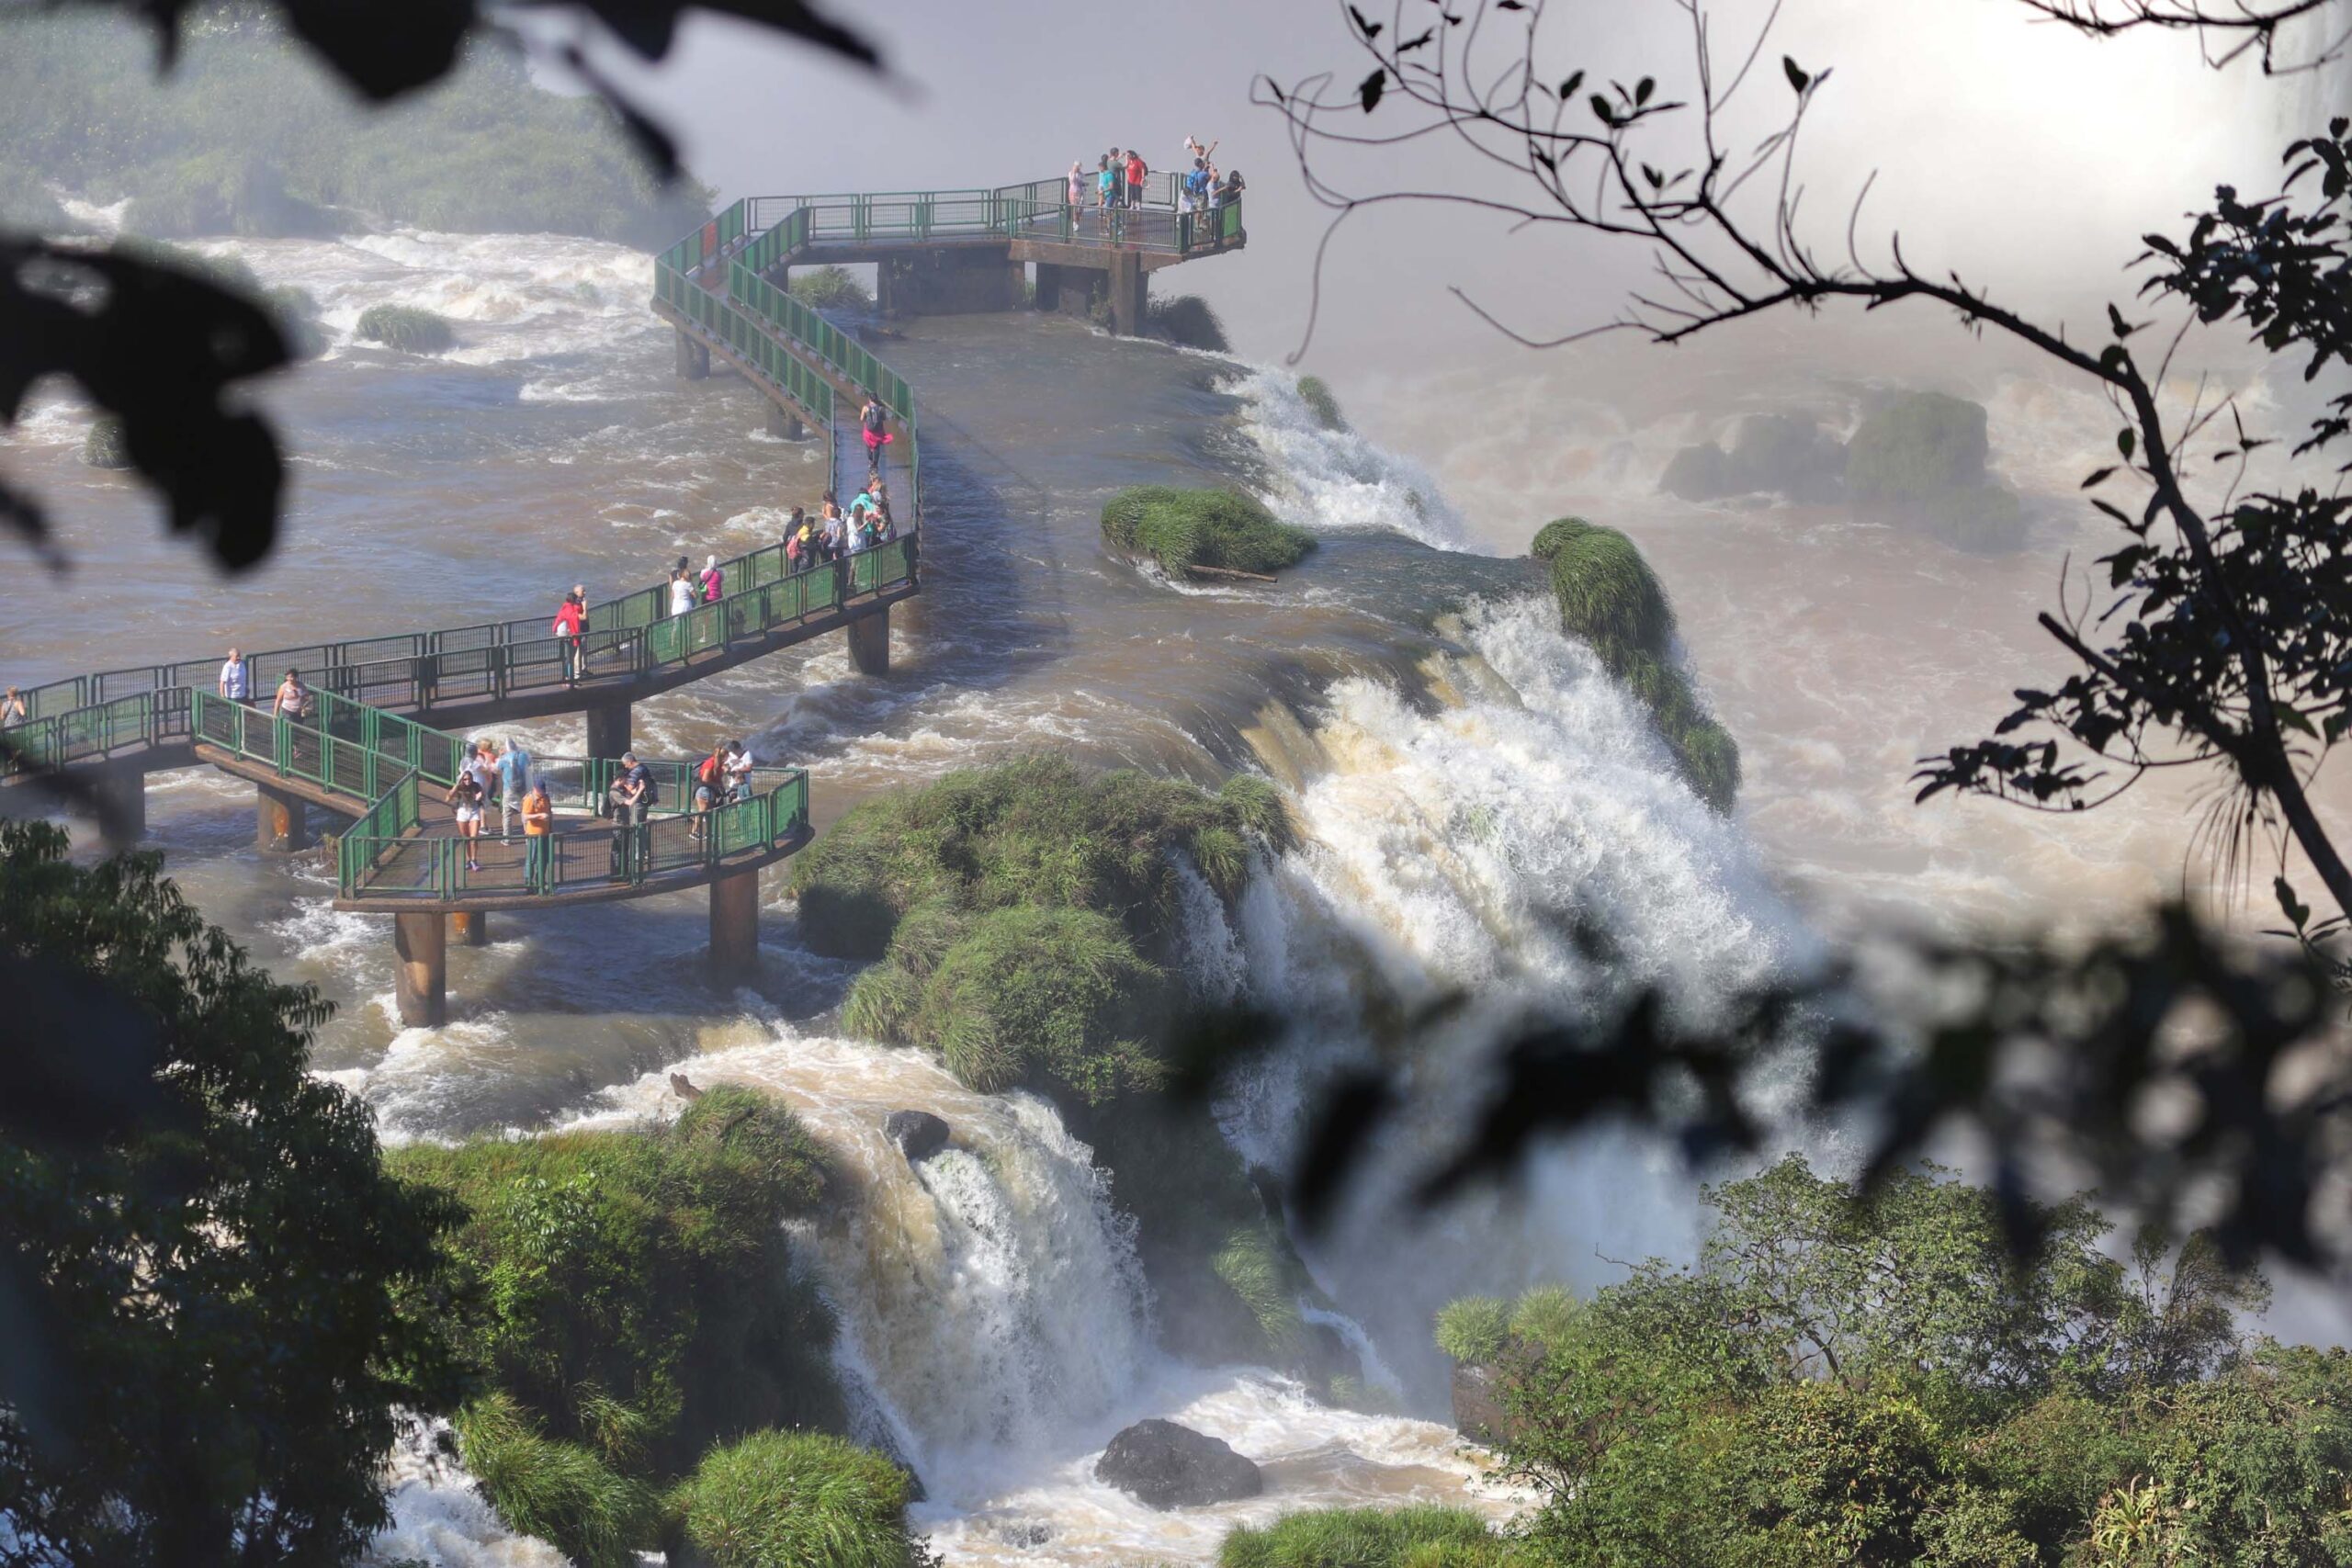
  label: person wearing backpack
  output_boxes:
[860,396,892,477]
[691,744,727,844]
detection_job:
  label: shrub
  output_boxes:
[1532,518,1740,812]
[453,1394,662,1568]
[789,264,872,311]
[1148,293,1230,352]
[1214,1224,1307,1359]
[1846,390,1990,502]
[672,1429,920,1568]
[1102,485,1315,577]
[389,1085,841,1492]
[1435,1297,1511,1367]
[1295,375,1348,432]
[791,756,1292,963]
[357,303,455,354]
[1219,1506,1518,1568]
[81,414,130,469]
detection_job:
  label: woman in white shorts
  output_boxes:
[446,772,487,874]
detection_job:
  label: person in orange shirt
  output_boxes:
[1125,149,1146,210]
[521,775,555,890]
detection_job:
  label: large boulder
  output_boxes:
[1093,1419,1262,1509]
[883,1109,951,1165]
[1452,1363,1511,1444]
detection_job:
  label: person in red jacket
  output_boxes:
[1125,149,1146,211]
[552,592,584,681]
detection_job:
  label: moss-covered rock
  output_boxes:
[1102,485,1315,578]
[453,1394,662,1568]
[1662,414,1846,503]
[1532,518,1740,812]
[1846,390,1988,501]
[357,302,456,354]
[1295,375,1348,432]
[1218,1506,1523,1568]
[788,264,871,310]
[265,284,328,359]
[390,1085,842,1549]
[1148,293,1230,352]
[81,414,130,470]
[671,1429,922,1568]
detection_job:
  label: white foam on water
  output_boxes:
[364,1421,565,1567]
[1230,367,1474,551]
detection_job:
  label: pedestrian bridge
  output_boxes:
[0,171,1246,1022]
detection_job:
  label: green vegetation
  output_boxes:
[672,1429,924,1568]
[1419,1156,2350,1566]
[789,264,873,311]
[1219,1506,1524,1568]
[1102,485,1316,577]
[81,413,130,468]
[357,304,455,355]
[798,759,1324,1372]
[1295,374,1349,432]
[1148,293,1232,352]
[0,11,711,245]
[0,823,466,1563]
[390,1086,846,1558]
[1530,519,1740,811]
[1846,390,2027,548]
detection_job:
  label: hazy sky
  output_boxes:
[568,0,2338,375]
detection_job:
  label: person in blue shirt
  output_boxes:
[218,648,249,703]
[493,739,531,837]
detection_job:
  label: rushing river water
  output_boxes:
[6,216,2342,1562]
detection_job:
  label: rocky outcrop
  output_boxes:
[1452,1363,1511,1444]
[1093,1419,1263,1509]
[884,1109,951,1164]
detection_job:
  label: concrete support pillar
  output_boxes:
[394,911,447,1028]
[767,400,807,442]
[449,909,490,947]
[674,327,709,380]
[256,781,311,852]
[709,865,761,984]
[585,699,630,761]
[92,771,146,852]
[846,607,890,676]
[1033,263,1060,312]
[1106,252,1148,336]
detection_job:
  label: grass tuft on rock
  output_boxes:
[1102,485,1314,578]
[1219,1506,1521,1568]
[1213,1224,1307,1359]
[357,302,456,354]
[453,1394,663,1568]
[1148,293,1230,352]
[1434,1296,1510,1367]
[671,1429,922,1568]
[81,414,130,470]
[1295,375,1348,432]
[1532,518,1740,812]
[788,264,871,311]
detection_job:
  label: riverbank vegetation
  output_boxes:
[0,8,712,245]
[789,264,872,310]
[795,758,1351,1379]
[1531,518,1740,811]
[389,1087,882,1563]
[1148,293,1232,352]
[1220,1506,1524,1567]
[1406,1157,2352,1565]
[1102,485,1316,578]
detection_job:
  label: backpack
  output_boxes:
[862,403,886,435]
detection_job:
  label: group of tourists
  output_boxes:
[1069,137,1243,221]
[443,737,548,879]
[783,474,899,574]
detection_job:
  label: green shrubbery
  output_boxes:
[1148,293,1232,352]
[1102,485,1316,577]
[0,12,712,245]
[1531,519,1740,811]
[797,759,1323,1372]
[1219,1506,1523,1568]
[789,264,873,310]
[1414,1157,2350,1567]
[671,1429,923,1568]
[357,304,456,354]
[1295,375,1349,432]
[390,1086,847,1558]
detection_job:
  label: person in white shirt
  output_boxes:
[218,648,248,703]
[724,739,754,803]
[670,569,695,617]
